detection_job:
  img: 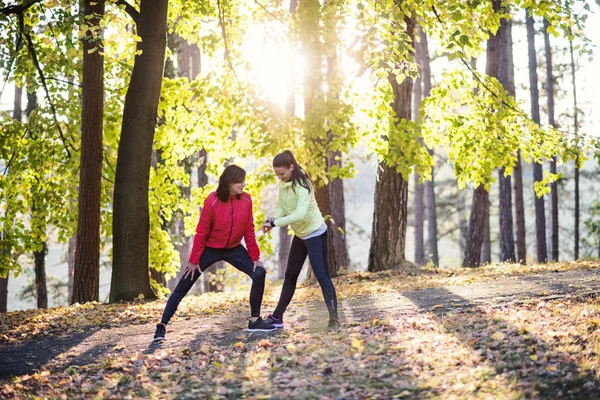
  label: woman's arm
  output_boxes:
[244,198,261,261]
[274,185,311,227]
[188,196,214,264]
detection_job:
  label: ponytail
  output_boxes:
[273,150,312,193]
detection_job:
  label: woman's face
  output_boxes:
[274,165,293,182]
[229,180,245,195]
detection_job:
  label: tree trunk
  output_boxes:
[464,185,488,268]
[418,27,438,266]
[34,241,48,308]
[67,235,76,303]
[465,0,502,267]
[110,0,168,302]
[412,29,424,266]
[544,20,559,262]
[568,34,580,260]
[1,68,23,312]
[368,15,415,273]
[72,0,105,304]
[278,1,297,280]
[514,151,526,263]
[481,196,491,264]
[526,10,547,263]
[497,15,515,263]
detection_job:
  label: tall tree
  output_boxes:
[110,0,169,302]
[0,43,23,312]
[497,13,515,263]
[279,0,298,279]
[543,18,559,262]
[568,32,580,260]
[526,10,547,263]
[368,13,414,272]
[464,0,502,268]
[27,91,47,308]
[72,0,105,304]
[481,197,491,264]
[419,28,438,267]
[412,24,424,266]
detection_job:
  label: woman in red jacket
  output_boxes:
[153,165,275,342]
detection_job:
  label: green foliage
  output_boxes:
[421,69,572,191]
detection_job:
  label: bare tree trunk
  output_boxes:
[514,151,526,263]
[526,10,547,263]
[419,28,438,266]
[72,0,105,303]
[481,197,491,264]
[464,185,488,268]
[110,0,168,302]
[497,15,516,263]
[412,28,424,266]
[543,19,559,262]
[278,0,298,280]
[67,235,76,302]
[369,14,415,273]
[1,62,24,312]
[568,34,580,260]
[465,0,502,267]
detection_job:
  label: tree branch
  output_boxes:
[0,0,43,16]
[20,13,75,158]
[113,0,139,24]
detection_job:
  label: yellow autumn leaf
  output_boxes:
[352,339,364,349]
[490,332,505,341]
[529,355,538,361]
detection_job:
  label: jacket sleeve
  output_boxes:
[274,187,286,219]
[274,185,311,227]
[244,197,261,261]
[189,196,214,264]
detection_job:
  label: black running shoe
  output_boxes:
[327,317,341,331]
[263,313,284,328]
[153,323,166,342]
[247,317,277,332]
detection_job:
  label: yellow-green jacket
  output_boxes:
[273,180,324,237]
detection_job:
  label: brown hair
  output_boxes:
[216,164,246,202]
[273,150,312,193]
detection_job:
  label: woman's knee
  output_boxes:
[251,266,266,281]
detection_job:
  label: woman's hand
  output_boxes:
[261,217,274,233]
[253,260,264,272]
[183,262,201,279]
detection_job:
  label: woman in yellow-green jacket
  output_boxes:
[261,150,340,330]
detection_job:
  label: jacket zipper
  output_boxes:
[225,200,234,247]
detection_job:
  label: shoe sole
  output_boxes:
[246,327,277,332]
[153,336,165,342]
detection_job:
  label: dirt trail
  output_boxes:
[1,268,598,379]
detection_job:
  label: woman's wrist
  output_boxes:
[269,218,276,227]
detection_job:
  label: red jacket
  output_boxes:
[189,192,260,264]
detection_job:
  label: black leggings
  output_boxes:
[160,245,265,324]
[273,231,338,319]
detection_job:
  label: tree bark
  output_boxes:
[412,27,424,266]
[526,10,547,263]
[419,29,439,267]
[0,73,22,312]
[110,0,168,302]
[465,0,502,268]
[464,185,488,268]
[514,151,526,263]
[72,0,105,303]
[67,235,76,303]
[568,33,580,260]
[543,19,559,262]
[497,15,515,263]
[481,196,491,264]
[368,15,415,273]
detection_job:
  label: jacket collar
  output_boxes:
[280,180,293,188]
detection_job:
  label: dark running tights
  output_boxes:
[273,231,338,319]
[160,245,265,324]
